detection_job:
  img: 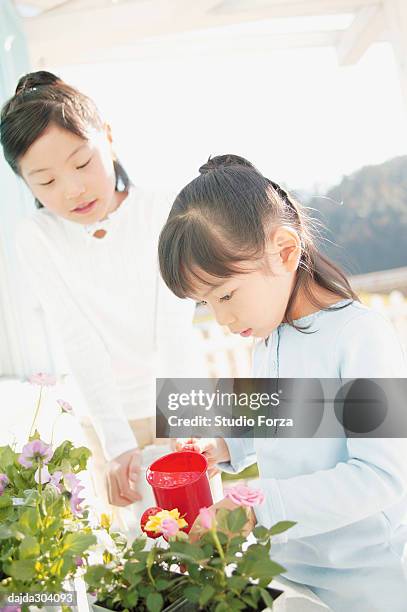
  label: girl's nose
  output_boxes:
[214,308,235,328]
[65,180,86,200]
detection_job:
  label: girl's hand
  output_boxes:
[106,448,143,506]
[188,496,256,543]
[172,438,230,477]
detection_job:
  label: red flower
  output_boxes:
[140,507,163,539]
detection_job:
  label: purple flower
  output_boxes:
[0,473,9,496]
[57,399,74,414]
[70,488,85,516]
[49,470,64,492]
[28,372,57,386]
[64,472,81,491]
[75,556,84,567]
[65,473,85,516]
[18,439,53,468]
[0,606,22,612]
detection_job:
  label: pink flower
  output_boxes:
[34,465,51,484]
[224,484,265,507]
[75,556,84,567]
[160,517,180,538]
[28,372,57,386]
[65,473,85,516]
[199,507,215,530]
[70,488,85,516]
[49,470,64,491]
[0,473,9,496]
[19,439,53,468]
[57,399,74,414]
[64,472,81,491]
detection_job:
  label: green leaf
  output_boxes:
[245,543,269,561]
[0,505,13,521]
[227,507,248,533]
[215,508,229,532]
[253,526,269,540]
[19,536,40,559]
[6,558,36,581]
[0,494,12,509]
[85,564,110,584]
[187,563,201,581]
[132,557,148,573]
[18,508,40,534]
[215,603,230,612]
[69,446,92,471]
[202,542,214,557]
[51,440,74,465]
[169,541,205,561]
[228,576,247,591]
[260,588,275,608]
[0,446,17,471]
[244,559,286,580]
[123,562,143,586]
[146,592,163,612]
[199,585,215,606]
[123,589,139,609]
[269,521,296,536]
[184,585,201,603]
[63,532,96,555]
[147,548,155,572]
[8,464,32,491]
[229,535,246,548]
[132,536,147,552]
[155,579,171,592]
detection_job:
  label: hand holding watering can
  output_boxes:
[172,437,231,477]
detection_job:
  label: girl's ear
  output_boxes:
[266,226,301,274]
[104,122,113,144]
[103,122,117,162]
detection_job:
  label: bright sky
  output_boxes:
[55,21,407,195]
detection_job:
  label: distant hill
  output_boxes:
[304,156,407,275]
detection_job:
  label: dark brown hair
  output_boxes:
[0,71,130,209]
[158,154,359,330]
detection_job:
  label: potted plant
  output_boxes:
[0,374,97,611]
[86,488,295,612]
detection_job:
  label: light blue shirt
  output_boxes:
[221,300,407,611]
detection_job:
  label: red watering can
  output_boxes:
[146,450,213,532]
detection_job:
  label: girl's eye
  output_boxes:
[77,158,91,169]
[220,293,233,302]
[39,179,54,186]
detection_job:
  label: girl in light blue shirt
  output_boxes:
[158,154,407,611]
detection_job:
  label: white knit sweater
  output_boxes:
[16,186,200,460]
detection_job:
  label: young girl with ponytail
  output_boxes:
[0,71,201,515]
[159,154,407,611]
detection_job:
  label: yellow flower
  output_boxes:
[145,508,188,533]
[100,512,112,530]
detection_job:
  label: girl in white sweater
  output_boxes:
[0,70,201,511]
